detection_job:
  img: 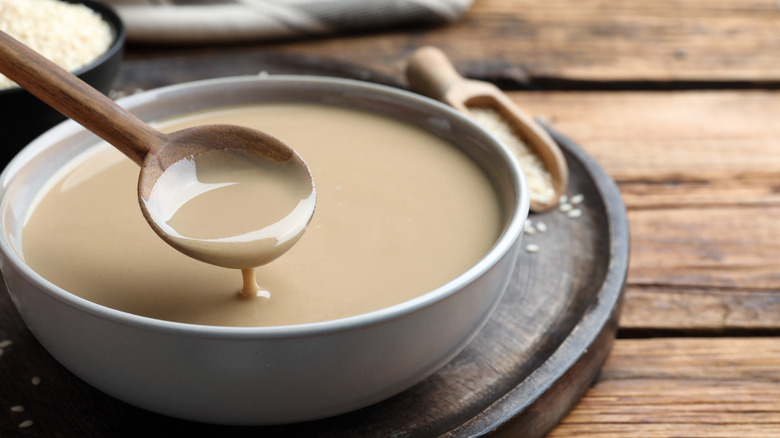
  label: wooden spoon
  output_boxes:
[406,46,568,212]
[0,30,315,288]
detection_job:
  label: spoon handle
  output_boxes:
[0,30,163,165]
[405,46,498,111]
[405,46,465,105]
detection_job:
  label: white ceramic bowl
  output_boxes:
[0,76,528,425]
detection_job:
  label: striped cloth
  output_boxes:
[104,0,473,43]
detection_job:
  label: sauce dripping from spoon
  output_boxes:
[144,147,315,297]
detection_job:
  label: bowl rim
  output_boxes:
[0,75,529,339]
[0,0,126,97]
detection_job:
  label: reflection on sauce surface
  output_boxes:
[22,104,502,327]
[144,148,316,296]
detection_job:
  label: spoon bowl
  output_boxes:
[0,30,315,272]
[137,124,315,272]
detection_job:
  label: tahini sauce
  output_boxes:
[22,103,502,327]
[143,148,316,297]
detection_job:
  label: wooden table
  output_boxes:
[5,0,780,436]
[150,1,776,435]
[393,1,780,435]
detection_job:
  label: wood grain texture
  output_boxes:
[548,338,780,437]
[150,0,780,88]
[509,91,780,183]
[507,90,780,333]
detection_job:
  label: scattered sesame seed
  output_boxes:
[525,243,540,253]
[559,203,573,212]
[570,194,584,204]
[11,405,25,413]
[31,376,41,386]
[18,420,33,429]
[0,340,12,348]
[536,222,547,232]
[559,194,568,204]
[567,208,582,218]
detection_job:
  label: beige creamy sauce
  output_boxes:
[22,103,502,327]
[144,148,316,296]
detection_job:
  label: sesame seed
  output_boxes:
[19,420,33,429]
[536,222,547,232]
[525,243,540,253]
[11,405,25,413]
[0,0,113,90]
[469,107,556,206]
[570,194,584,204]
[567,208,582,218]
[31,376,41,386]
[559,203,573,212]
[559,194,568,204]
[0,340,12,348]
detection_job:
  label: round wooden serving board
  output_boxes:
[0,54,628,438]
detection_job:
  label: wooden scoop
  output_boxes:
[406,46,568,212]
[0,30,315,273]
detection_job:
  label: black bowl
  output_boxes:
[0,0,125,165]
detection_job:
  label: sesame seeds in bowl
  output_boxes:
[0,0,125,163]
[0,0,113,90]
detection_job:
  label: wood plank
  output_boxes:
[512,91,780,186]
[547,338,780,437]
[621,286,780,332]
[211,0,780,87]
[599,337,780,380]
[122,1,780,87]
[626,206,780,289]
[510,90,780,332]
[621,206,780,331]
[468,0,780,84]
